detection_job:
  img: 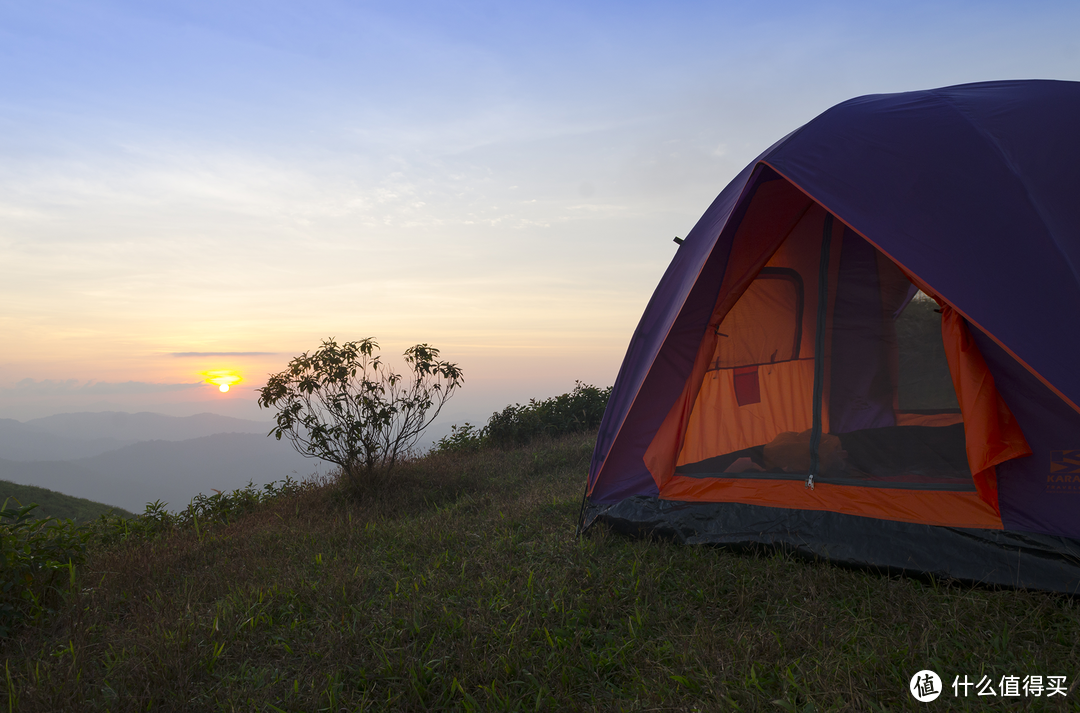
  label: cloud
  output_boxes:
[171,352,277,357]
[1,378,202,396]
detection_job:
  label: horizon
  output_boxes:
[7,409,271,424]
[3,0,1079,428]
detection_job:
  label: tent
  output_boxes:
[580,80,1080,592]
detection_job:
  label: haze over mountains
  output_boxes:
[0,412,325,513]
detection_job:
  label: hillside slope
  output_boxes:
[0,433,322,513]
[2,432,1077,711]
[0,479,133,521]
[0,458,125,509]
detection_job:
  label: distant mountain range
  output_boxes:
[0,412,326,513]
[0,411,273,461]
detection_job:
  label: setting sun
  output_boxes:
[202,370,242,394]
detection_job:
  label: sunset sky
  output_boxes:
[2,0,1078,430]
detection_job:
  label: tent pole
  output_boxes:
[807,213,833,489]
[574,486,590,539]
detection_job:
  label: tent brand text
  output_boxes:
[1047,451,1080,493]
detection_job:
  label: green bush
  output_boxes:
[0,500,89,637]
[88,477,309,548]
[257,338,464,494]
[433,422,486,453]
[2,478,311,636]
[435,382,611,453]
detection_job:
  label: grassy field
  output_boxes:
[2,431,1079,711]
[0,479,134,523]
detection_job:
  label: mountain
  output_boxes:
[0,418,130,461]
[0,458,128,511]
[0,433,325,513]
[26,411,272,443]
[0,412,273,462]
[0,479,134,522]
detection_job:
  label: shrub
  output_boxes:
[1,478,313,637]
[433,422,486,453]
[87,478,309,548]
[435,381,611,453]
[257,338,463,491]
[0,500,89,637]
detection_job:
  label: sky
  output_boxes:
[1,0,1078,432]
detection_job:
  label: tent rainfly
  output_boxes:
[580,80,1080,592]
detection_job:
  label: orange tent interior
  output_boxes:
[642,186,1028,531]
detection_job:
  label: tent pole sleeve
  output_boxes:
[807,213,833,489]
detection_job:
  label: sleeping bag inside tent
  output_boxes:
[581,80,1080,592]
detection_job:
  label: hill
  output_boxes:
[25,411,272,444]
[0,479,133,521]
[0,412,274,463]
[75,432,323,511]
[0,433,322,513]
[0,457,120,507]
[1,432,1077,711]
[0,418,129,462]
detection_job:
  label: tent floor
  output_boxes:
[582,496,1080,594]
[676,424,975,490]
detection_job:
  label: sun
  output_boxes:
[202,370,242,393]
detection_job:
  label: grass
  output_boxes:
[0,480,133,523]
[2,431,1079,711]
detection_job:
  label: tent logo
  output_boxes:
[1048,451,1080,493]
[910,670,942,702]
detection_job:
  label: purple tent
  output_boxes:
[583,80,1080,592]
